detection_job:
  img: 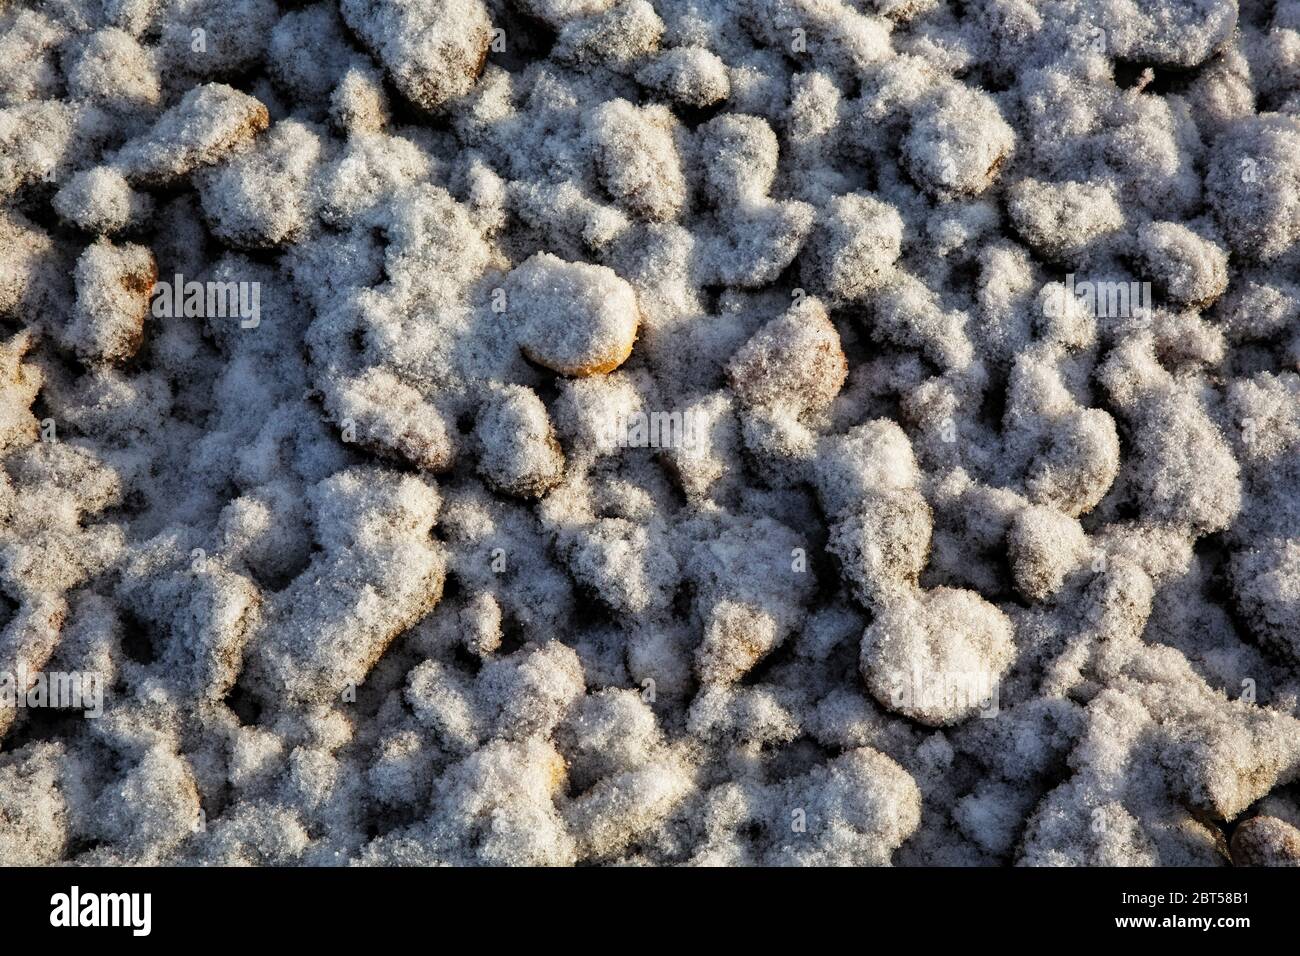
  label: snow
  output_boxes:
[1,0,1300,870]
[505,252,640,376]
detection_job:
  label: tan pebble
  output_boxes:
[504,252,639,377]
[1231,815,1300,866]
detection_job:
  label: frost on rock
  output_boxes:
[249,468,447,704]
[0,743,71,864]
[504,252,640,376]
[196,120,324,248]
[1,0,1299,871]
[53,167,152,235]
[62,239,157,365]
[1205,115,1300,262]
[693,114,816,287]
[800,194,903,303]
[0,332,43,452]
[587,99,686,222]
[1101,0,1238,69]
[1231,816,1300,867]
[727,296,847,415]
[1134,221,1229,309]
[327,368,455,473]
[330,65,391,135]
[475,384,565,498]
[635,47,731,108]
[339,0,492,112]
[553,1,663,67]
[63,28,161,113]
[1006,178,1124,265]
[860,587,1015,726]
[902,84,1014,200]
[112,83,270,185]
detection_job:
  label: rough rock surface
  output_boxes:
[1,0,1299,869]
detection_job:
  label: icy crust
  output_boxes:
[0,0,1299,869]
[339,0,493,113]
[505,252,640,376]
